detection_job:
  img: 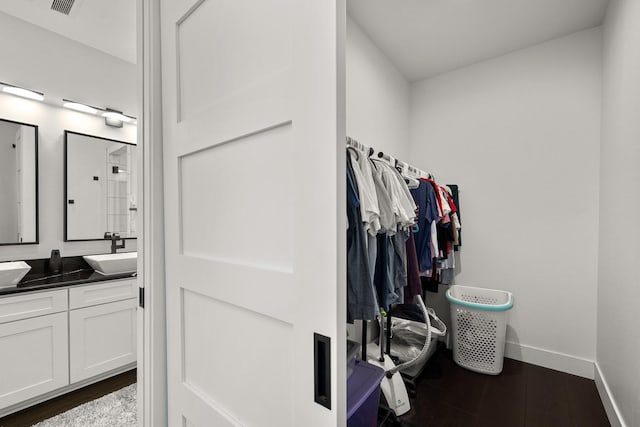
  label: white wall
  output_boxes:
[410,28,602,378]
[598,1,640,425]
[0,11,137,115]
[346,16,410,159]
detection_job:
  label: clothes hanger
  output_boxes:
[346,146,360,161]
[375,151,397,167]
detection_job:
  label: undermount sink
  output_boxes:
[83,252,137,276]
[0,261,32,288]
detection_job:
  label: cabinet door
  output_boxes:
[69,298,137,383]
[0,312,69,410]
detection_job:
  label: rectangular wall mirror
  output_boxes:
[0,118,38,245]
[64,131,137,241]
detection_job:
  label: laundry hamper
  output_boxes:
[445,285,514,375]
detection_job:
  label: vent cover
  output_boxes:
[51,0,75,15]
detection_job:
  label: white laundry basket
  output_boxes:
[445,285,514,375]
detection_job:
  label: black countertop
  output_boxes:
[0,255,136,297]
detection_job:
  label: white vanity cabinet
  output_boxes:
[0,278,137,417]
[69,279,137,382]
[0,289,69,410]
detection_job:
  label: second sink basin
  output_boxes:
[83,252,137,276]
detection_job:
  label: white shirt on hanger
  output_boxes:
[349,151,381,235]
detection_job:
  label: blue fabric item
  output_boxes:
[374,234,400,312]
[410,181,440,271]
[347,152,378,321]
[392,230,409,295]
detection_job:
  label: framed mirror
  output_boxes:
[64,131,137,241]
[0,118,38,245]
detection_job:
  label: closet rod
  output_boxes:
[346,136,431,179]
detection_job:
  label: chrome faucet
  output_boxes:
[104,232,126,254]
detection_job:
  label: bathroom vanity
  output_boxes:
[0,270,137,417]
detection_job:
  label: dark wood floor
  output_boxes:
[0,357,609,427]
[380,350,610,427]
[0,369,136,427]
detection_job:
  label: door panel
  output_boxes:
[179,123,293,271]
[161,0,344,425]
[175,0,292,122]
[0,312,69,409]
[181,289,294,426]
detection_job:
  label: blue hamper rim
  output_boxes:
[445,287,514,312]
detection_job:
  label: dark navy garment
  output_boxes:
[347,152,378,321]
[410,180,440,272]
[404,232,421,304]
[392,229,409,297]
[373,234,393,312]
[448,184,462,250]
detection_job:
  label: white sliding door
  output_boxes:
[159,0,345,425]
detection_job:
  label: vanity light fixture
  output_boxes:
[0,82,44,102]
[64,101,136,127]
[0,81,137,126]
[102,108,135,128]
[63,99,98,115]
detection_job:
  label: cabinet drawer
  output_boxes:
[0,289,68,324]
[69,279,137,309]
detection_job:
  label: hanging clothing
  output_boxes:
[345,141,462,317]
[439,250,456,285]
[349,149,381,236]
[390,168,418,229]
[404,231,422,304]
[371,159,416,233]
[410,180,440,272]
[426,179,444,218]
[447,184,462,250]
[392,229,409,297]
[346,154,378,321]
[374,234,396,311]
[370,163,396,234]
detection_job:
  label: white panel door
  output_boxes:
[69,298,137,383]
[159,0,345,426]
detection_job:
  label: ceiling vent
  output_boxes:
[50,0,75,15]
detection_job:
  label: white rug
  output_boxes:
[32,383,136,427]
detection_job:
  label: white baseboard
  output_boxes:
[594,363,626,427]
[504,341,594,379]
